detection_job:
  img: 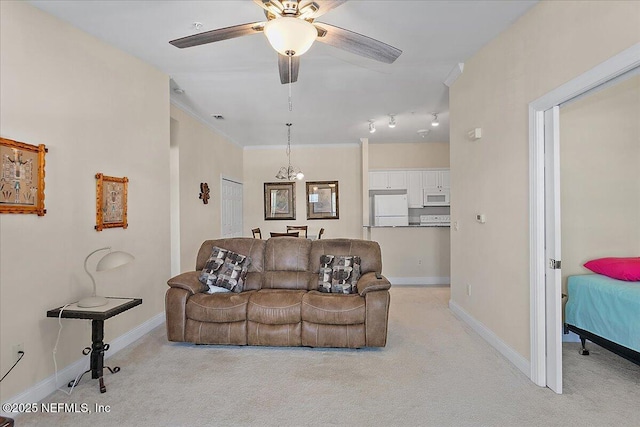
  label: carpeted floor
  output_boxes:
[15,287,640,426]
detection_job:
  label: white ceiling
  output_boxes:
[29,0,537,147]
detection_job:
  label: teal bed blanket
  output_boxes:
[565,274,640,353]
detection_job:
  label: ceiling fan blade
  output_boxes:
[301,1,347,19]
[169,22,265,48]
[278,54,300,84]
[314,22,402,64]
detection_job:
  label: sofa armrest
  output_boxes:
[167,271,207,295]
[357,271,391,296]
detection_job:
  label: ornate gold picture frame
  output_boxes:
[264,182,296,220]
[0,137,47,216]
[95,173,128,231]
[306,181,339,220]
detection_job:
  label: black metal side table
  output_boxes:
[47,297,142,393]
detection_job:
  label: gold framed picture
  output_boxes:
[306,181,339,220]
[95,173,128,231]
[264,182,295,220]
[0,137,47,216]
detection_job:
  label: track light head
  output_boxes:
[431,113,439,127]
[368,120,376,133]
[388,114,396,128]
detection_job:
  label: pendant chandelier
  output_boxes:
[276,123,304,181]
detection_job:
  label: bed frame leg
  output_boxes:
[579,337,590,356]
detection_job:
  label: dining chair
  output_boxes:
[270,232,300,237]
[286,225,308,238]
[252,228,262,239]
[317,228,325,240]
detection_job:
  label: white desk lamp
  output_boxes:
[78,247,134,308]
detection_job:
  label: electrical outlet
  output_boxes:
[466,284,472,296]
[12,343,24,363]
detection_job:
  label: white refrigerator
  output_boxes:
[374,194,409,226]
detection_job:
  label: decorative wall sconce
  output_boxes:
[199,182,210,204]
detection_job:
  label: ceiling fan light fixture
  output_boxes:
[264,17,317,57]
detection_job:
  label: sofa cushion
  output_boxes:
[301,291,366,325]
[199,246,250,293]
[247,289,306,324]
[263,271,317,291]
[186,292,253,323]
[264,237,312,272]
[317,255,361,294]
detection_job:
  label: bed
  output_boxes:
[564,274,640,366]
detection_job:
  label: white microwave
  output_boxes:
[423,189,450,206]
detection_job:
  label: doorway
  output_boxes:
[221,178,243,237]
[529,43,640,394]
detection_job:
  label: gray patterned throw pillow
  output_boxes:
[199,246,250,293]
[318,255,361,294]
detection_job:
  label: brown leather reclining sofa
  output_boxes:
[165,237,391,348]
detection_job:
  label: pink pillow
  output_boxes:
[583,257,640,282]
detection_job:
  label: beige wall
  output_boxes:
[243,145,362,239]
[170,106,244,272]
[369,142,451,280]
[560,75,640,287]
[0,1,170,400]
[369,142,449,169]
[449,1,640,359]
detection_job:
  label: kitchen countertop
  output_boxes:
[364,224,450,228]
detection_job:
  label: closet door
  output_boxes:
[221,178,243,237]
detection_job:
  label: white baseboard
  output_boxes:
[1,312,165,416]
[388,276,450,286]
[449,299,531,379]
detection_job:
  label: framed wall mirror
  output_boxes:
[306,181,339,220]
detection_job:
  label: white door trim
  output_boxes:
[528,42,640,389]
[544,106,562,394]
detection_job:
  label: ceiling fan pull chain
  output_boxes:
[288,54,293,111]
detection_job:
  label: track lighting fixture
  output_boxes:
[388,114,396,128]
[431,113,439,127]
[368,121,376,133]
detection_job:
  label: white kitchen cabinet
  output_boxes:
[369,171,407,190]
[423,170,450,192]
[406,171,424,208]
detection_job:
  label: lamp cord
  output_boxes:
[0,352,24,383]
[52,304,87,395]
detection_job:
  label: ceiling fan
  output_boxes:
[169,0,402,84]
